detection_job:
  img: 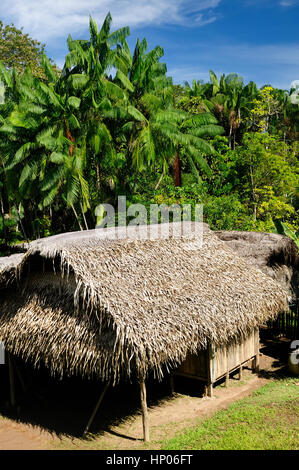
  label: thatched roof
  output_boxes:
[0,223,288,384]
[214,231,299,301]
[0,253,24,288]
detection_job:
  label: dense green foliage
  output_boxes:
[0,14,298,244]
[0,21,50,79]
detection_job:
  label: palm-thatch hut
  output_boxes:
[0,253,23,288]
[0,223,288,441]
[214,230,299,301]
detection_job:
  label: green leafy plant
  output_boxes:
[274,220,299,249]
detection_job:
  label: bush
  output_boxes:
[203,195,256,231]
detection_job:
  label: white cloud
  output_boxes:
[0,0,221,42]
[279,0,299,6]
[194,14,218,26]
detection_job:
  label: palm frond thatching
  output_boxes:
[215,230,299,300]
[0,223,288,384]
[0,253,24,287]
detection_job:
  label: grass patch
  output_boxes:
[162,378,299,450]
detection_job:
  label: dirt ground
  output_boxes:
[0,337,292,450]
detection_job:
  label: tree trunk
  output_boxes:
[80,201,89,230]
[15,203,29,243]
[1,163,9,243]
[249,162,257,221]
[34,207,40,239]
[96,163,100,192]
[71,203,83,231]
[0,193,7,243]
[66,128,75,156]
[232,129,237,150]
[173,150,182,187]
[228,125,233,149]
[155,171,164,190]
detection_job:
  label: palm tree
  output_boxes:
[0,56,91,232]
[188,71,259,149]
[61,14,139,200]
[113,38,223,188]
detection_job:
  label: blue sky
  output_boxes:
[0,0,298,89]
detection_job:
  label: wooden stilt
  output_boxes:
[170,375,174,395]
[8,353,16,407]
[206,343,214,398]
[225,371,230,387]
[239,365,243,380]
[83,381,110,436]
[253,329,260,373]
[207,382,213,397]
[140,380,150,442]
[253,354,260,373]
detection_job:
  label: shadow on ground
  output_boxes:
[0,360,207,440]
[259,330,292,379]
[0,335,292,440]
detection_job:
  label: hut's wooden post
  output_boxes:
[253,354,260,373]
[239,365,243,380]
[225,371,230,387]
[252,329,260,373]
[206,343,214,398]
[7,353,16,407]
[140,379,150,442]
[83,381,110,436]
